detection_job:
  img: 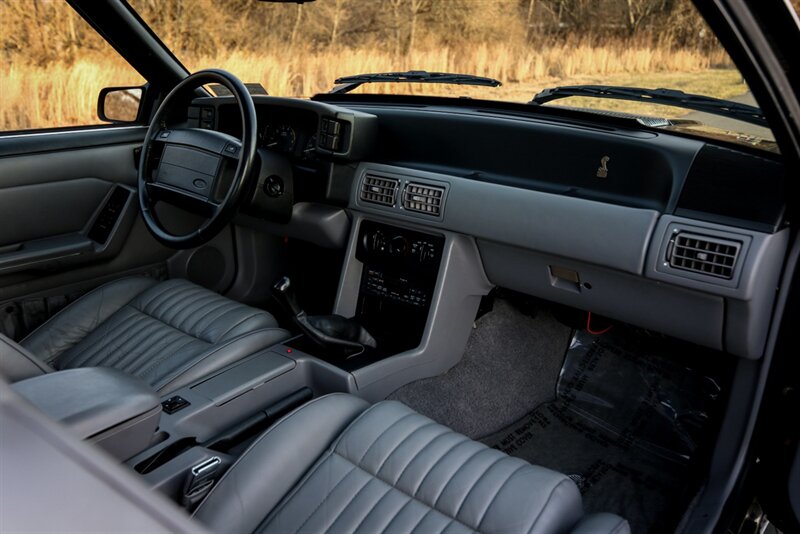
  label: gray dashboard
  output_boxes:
[201,96,788,361]
[346,161,788,359]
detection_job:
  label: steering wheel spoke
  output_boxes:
[145,183,219,217]
[138,69,258,249]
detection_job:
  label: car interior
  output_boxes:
[1,1,799,533]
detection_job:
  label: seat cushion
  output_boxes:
[196,394,629,534]
[21,278,290,394]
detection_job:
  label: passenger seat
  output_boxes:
[193,393,630,534]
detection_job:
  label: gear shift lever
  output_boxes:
[272,277,377,354]
[273,276,303,317]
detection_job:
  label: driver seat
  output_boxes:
[0,277,290,394]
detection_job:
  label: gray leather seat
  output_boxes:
[0,277,289,394]
[194,393,630,534]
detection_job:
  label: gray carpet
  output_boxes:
[481,330,722,534]
[387,298,571,439]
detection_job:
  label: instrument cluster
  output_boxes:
[258,112,319,160]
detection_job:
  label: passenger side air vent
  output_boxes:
[402,183,445,216]
[360,175,399,206]
[667,232,741,279]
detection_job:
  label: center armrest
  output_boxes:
[12,367,161,460]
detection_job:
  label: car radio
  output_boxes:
[355,220,445,355]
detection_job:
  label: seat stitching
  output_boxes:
[166,293,221,333]
[349,484,394,534]
[391,428,452,486]
[351,412,419,466]
[137,337,205,379]
[215,311,270,341]
[56,311,127,367]
[141,283,198,315]
[189,303,249,336]
[293,463,359,534]
[431,446,487,509]
[452,453,508,521]
[334,450,477,531]
[21,277,152,347]
[180,297,252,336]
[524,478,574,534]
[411,437,472,495]
[371,492,414,534]
[100,314,188,369]
[475,464,528,530]
[116,326,191,373]
[323,474,377,534]
[144,289,208,325]
[409,507,435,534]
[137,280,182,311]
[70,301,253,376]
[140,284,196,316]
[150,327,287,392]
[192,393,361,517]
[374,420,439,479]
[125,305,224,342]
[178,299,235,335]
[439,518,459,534]
[61,309,147,368]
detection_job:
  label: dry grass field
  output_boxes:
[0,40,738,131]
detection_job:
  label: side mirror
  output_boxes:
[97,86,144,123]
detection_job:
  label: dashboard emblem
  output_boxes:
[596,156,610,178]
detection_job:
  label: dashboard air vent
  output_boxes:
[668,232,741,279]
[402,183,445,216]
[360,175,399,206]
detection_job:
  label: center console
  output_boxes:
[354,220,444,358]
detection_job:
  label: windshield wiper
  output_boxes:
[530,85,768,127]
[330,70,502,94]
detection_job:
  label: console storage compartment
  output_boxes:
[12,367,161,461]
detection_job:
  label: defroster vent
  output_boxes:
[668,232,741,279]
[402,183,445,216]
[360,175,399,206]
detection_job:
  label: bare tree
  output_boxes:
[526,0,537,41]
[330,0,344,46]
[408,0,431,53]
[387,0,405,56]
[290,3,303,48]
[624,0,664,35]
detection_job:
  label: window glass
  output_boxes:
[0,0,145,131]
[130,0,778,152]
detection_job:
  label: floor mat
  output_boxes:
[481,330,723,534]
[387,298,571,439]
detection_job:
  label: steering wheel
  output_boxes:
[138,69,258,249]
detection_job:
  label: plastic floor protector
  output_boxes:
[481,329,724,534]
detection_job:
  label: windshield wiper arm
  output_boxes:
[530,85,768,127]
[330,70,502,94]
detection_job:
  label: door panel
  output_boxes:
[0,178,111,244]
[0,129,176,337]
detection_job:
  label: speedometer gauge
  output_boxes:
[264,124,296,152]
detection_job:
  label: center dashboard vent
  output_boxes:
[667,232,741,279]
[360,175,399,206]
[402,183,445,216]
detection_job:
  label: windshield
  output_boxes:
[129,0,777,152]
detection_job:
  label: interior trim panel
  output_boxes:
[345,161,787,360]
[351,162,660,275]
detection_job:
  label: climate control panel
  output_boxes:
[357,220,443,270]
[356,221,444,309]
